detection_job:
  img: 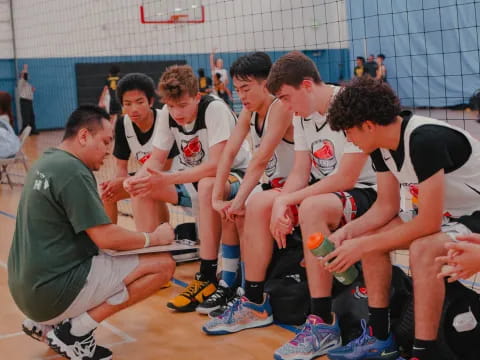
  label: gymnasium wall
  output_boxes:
[0,0,16,111]
[346,0,480,107]
[6,0,350,130]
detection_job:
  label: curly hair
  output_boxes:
[158,65,198,100]
[327,76,400,131]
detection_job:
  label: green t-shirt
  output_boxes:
[8,148,111,322]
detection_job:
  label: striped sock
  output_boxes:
[220,244,240,287]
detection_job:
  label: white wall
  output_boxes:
[11,0,348,58]
[0,0,14,59]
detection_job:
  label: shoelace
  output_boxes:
[290,322,313,345]
[207,287,226,302]
[352,319,371,347]
[181,280,204,299]
[221,297,243,320]
[72,332,96,358]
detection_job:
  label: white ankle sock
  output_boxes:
[70,312,99,337]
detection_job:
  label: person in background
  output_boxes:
[214,73,233,107]
[210,48,229,87]
[198,68,212,95]
[364,54,378,78]
[18,64,38,135]
[0,91,20,158]
[354,56,365,77]
[376,54,387,82]
[99,65,123,123]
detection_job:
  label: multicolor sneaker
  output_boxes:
[196,280,236,315]
[22,318,53,344]
[274,314,342,360]
[202,293,273,335]
[208,287,244,318]
[327,319,399,360]
[46,320,112,360]
[167,272,216,312]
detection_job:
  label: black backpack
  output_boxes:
[264,228,310,325]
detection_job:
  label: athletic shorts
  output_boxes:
[332,187,378,227]
[174,170,244,211]
[440,211,480,240]
[41,252,139,325]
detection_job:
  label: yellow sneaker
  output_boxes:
[167,272,217,312]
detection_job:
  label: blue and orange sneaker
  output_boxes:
[202,293,273,335]
[274,313,342,360]
[327,319,399,360]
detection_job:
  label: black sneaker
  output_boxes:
[208,287,245,318]
[22,318,53,344]
[196,280,235,315]
[46,320,112,360]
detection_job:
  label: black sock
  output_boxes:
[412,339,437,360]
[310,297,333,324]
[368,306,390,340]
[245,280,264,304]
[199,259,218,283]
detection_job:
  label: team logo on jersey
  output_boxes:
[136,151,151,164]
[311,139,337,175]
[265,153,278,178]
[180,136,205,167]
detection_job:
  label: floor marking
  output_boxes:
[0,210,16,219]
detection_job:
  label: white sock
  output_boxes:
[70,312,99,337]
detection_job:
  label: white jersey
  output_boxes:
[123,109,160,165]
[153,95,250,170]
[250,99,295,181]
[293,87,376,187]
[380,115,480,217]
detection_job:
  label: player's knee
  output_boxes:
[298,196,329,224]
[246,190,275,215]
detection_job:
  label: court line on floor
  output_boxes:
[0,210,16,219]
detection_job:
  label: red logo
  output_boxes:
[138,153,151,164]
[180,136,205,167]
[311,139,337,175]
[352,286,368,299]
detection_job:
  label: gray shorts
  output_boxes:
[41,251,139,325]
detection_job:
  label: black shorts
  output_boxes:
[453,210,480,233]
[332,187,377,226]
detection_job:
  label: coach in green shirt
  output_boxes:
[8,105,175,360]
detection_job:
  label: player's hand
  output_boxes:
[212,199,232,220]
[151,223,175,246]
[328,226,351,248]
[270,197,290,238]
[123,174,152,197]
[100,178,124,202]
[271,207,294,250]
[436,240,480,281]
[226,201,245,221]
[323,238,364,273]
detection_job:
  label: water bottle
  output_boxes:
[307,232,359,285]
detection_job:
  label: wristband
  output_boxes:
[143,232,151,248]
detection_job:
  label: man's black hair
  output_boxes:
[230,52,272,81]
[63,105,109,140]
